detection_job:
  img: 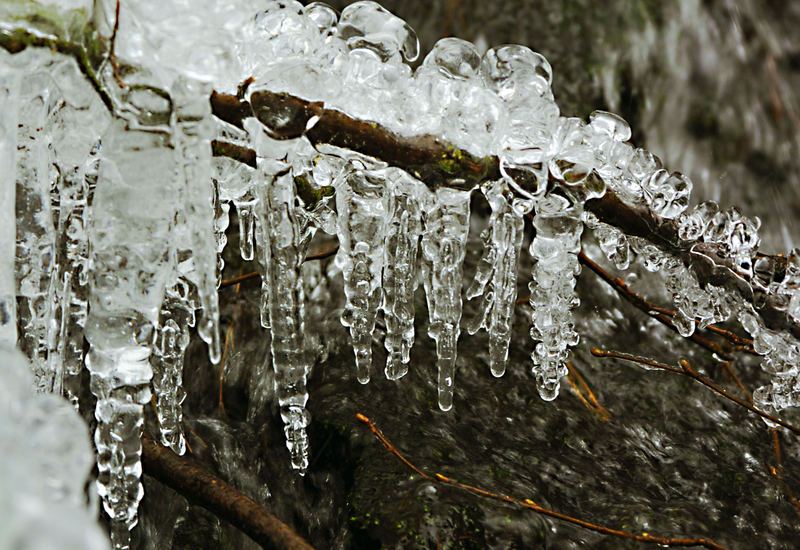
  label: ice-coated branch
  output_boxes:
[212,87,797,344]
[3,15,794,344]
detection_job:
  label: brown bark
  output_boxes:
[141,435,315,550]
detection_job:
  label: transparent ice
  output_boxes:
[3,2,800,547]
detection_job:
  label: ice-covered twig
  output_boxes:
[3,28,795,344]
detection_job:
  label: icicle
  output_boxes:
[234,192,257,262]
[382,169,427,380]
[151,293,191,454]
[48,60,111,406]
[0,59,20,349]
[466,181,524,377]
[14,69,61,392]
[86,116,176,550]
[257,168,312,473]
[529,195,583,401]
[335,164,390,384]
[172,77,221,365]
[421,187,471,411]
[583,212,633,271]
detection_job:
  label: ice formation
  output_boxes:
[0,347,109,550]
[3,0,799,547]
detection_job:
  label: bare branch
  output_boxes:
[590,348,800,436]
[141,435,314,550]
[356,413,730,550]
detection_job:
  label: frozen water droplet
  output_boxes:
[589,110,631,142]
[481,45,552,101]
[424,37,481,80]
[642,169,692,219]
[304,2,339,35]
[338,1,419,62]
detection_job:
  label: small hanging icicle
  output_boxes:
[335,163,390,384]
[421,187,471,411]
[466,181,524,377]
[529,194,583,401]
[151,292,191,455]
[14,71,60,392]
[382,169,427,380]
[234,191,258,262]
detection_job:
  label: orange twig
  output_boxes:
[565,361,611,421]
[219,270,260,288]
[769,428,800,516]
[591,349,800,436]
[356,414,729,550]
[719,361,753,403]
[218,321,235,417]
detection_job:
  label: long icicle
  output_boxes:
[466,180,524,377]
[259,167,312,472]
[529,194,583,401]
[86,117,176,550]
[421,187,471,411]
[335,163,390,384]
[382,169,427,380]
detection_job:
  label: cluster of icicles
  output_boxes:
[2,1,800,548]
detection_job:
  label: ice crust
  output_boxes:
[2,1,796,547]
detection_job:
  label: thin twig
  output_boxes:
[356,414,729,550]
[719,361,753,403]
[219,244,339,288]
[578,251,756,359]
[590,348,800,435]
[108,0,124,87]
[769,428,800,516]
[565,361,611,421]
[220,271,260,288]
[141,435,314,550]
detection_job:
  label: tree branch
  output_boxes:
[590,349,800,435]
[141,435,314,550]
[215,88,799,344]
[2,26,793,342]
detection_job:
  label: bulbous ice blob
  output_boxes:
[246,0,318,66]
[642,169,692,219]
[423,37,481,80]
[533,194,582,251]
[480,45,553,101]
[589,110,632,142]
[548,118,597,188]
[338,1,419,62]
[678,200,720,241]
[304,2,339,35]
[500,147,549,200]
[628,147,662,182]
[725,207,761,254]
